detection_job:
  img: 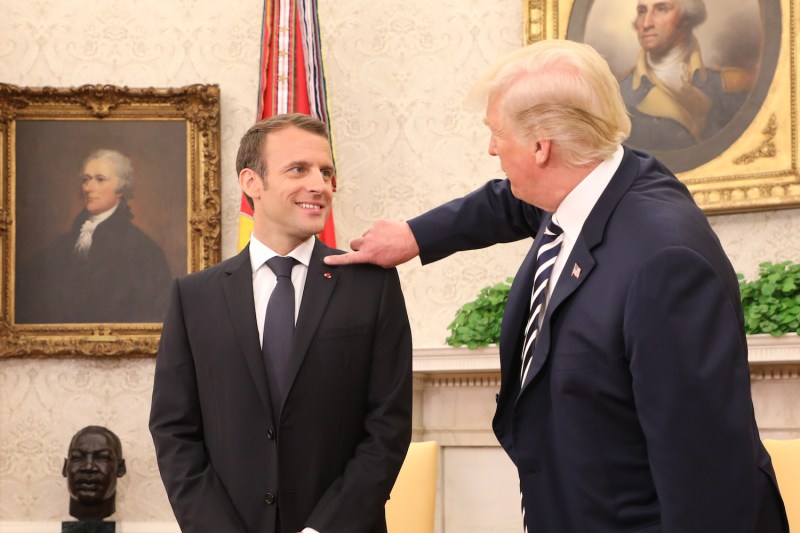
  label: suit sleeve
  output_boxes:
[408,178,543,264]
[305,267,413,533]
[624,247,761,532]
[149,280,249,532]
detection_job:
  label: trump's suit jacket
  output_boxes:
[408,147,788,532]
[149,239,412,533]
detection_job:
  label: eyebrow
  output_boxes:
[285,159,334,169]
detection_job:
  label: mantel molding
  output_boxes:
[413,334,800,375]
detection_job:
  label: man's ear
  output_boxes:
[239,168,263,200]
[62,459,68,478]
[534,139,552,165]
[116,459,127,478]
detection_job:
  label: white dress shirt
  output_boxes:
[547,145,624,301]
[249,234,315,347]
[73,203,119,256]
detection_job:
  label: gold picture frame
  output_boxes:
[524,0,798,214]
[0,83,221,357]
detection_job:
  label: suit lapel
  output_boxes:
[520,237,596,392]
[222,246,274,419]
[518,147,641,395]
[284,239,338,401]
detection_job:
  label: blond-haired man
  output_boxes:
[326,40,787,532]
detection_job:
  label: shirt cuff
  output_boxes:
[302,528,320,533]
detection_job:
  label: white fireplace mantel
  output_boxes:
[413,334,800,374]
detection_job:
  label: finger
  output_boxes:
[323,251,367,266]
[349,236,365,251]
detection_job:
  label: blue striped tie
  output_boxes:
[520,219,563,386]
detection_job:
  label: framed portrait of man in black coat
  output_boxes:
[0,83,221,357]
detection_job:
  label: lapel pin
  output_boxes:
[323,272,332,279]
[571,263,581,279]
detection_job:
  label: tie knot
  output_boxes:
[266,256,297,278]
[545,219,563,237]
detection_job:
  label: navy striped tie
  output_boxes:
[520,219,563,386]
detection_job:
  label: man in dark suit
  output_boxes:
[325,40,788,532]
[149,114,412,533]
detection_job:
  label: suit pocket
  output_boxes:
[315,324,371,340]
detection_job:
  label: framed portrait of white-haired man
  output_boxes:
[524,0,799,214]
[0,83,221,357]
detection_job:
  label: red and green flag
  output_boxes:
[238,0,335,250]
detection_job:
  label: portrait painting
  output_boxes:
[566,0,781,172]
[14,120,186,325]
[0,83,221,357]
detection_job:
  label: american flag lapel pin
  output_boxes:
[323,272,332,279]
[571,263,581,279]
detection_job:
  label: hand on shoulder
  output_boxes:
[323,219,419,268]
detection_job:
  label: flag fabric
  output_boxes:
[238,0,336,251]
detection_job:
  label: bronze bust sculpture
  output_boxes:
[62,426,126,522]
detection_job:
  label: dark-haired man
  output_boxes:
[150,113,412,533]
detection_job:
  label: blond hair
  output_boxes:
[470,39,631,166]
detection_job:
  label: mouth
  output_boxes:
[74,477,103,489]
[296,202,324,211]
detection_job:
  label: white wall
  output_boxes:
[1,0,799,524]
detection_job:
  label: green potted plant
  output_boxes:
[446,261,800,348]
[738,261,800,336]
[446,278,512,349]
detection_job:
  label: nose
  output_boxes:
[80,455,100,471]
[642,9,654,28]
[82,178,94,192]
[306,169,330,192]
[488,135,498,156]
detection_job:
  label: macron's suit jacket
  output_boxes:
[409,147,788,532]
[149,239,412,533]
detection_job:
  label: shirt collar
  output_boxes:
[86,202,119,225]
[630,36,706,90]
[249,234,315,273]
[553,145,624,241]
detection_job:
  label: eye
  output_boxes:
[321,169,335,182]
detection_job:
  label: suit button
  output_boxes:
[264,492,276,505]
[267,428,275,440]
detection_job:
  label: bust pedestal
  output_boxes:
[61,521,115,533]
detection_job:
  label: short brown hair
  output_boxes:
[237,113,330,209]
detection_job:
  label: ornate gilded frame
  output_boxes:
[524,0,799,214]
[0,84,221,357]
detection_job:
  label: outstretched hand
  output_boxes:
[323,219,420,268]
